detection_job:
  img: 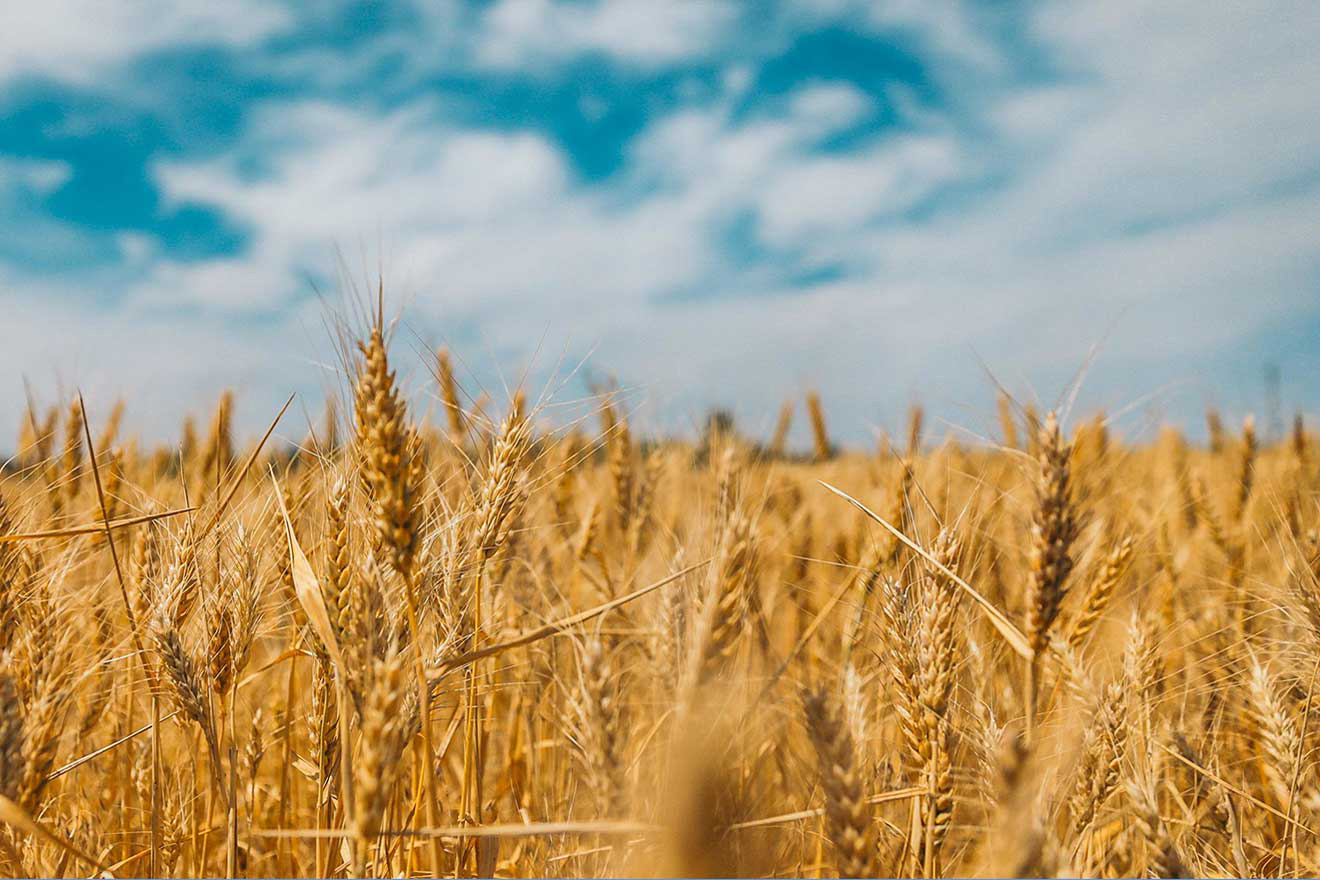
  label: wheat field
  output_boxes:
[0,304,1315,878]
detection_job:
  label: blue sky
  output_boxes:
[4,1,1320,447]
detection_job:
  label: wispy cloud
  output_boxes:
[475,0,740,70]
[3,1,290,84]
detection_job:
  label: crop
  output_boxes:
[0,302,1315,878]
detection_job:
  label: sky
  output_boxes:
[3,0,1320,449]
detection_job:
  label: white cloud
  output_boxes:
[475,0,738,69]
[142,101,575,312]
[0,157,71,194]
[0,1,289,85]
[1022,2,1320,236]
[784,82,872,130]
[755,133,963,246]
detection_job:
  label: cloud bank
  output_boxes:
[3,1,1319,447]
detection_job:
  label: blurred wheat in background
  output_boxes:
[1,295,1318,878]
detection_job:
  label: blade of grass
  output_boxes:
[197,392,295,540]
[818,479,1032,659]
[46,711,180,781]
[0,507,192,542]
[428,560,708,677]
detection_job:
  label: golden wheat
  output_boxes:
[1,301,1317,878]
